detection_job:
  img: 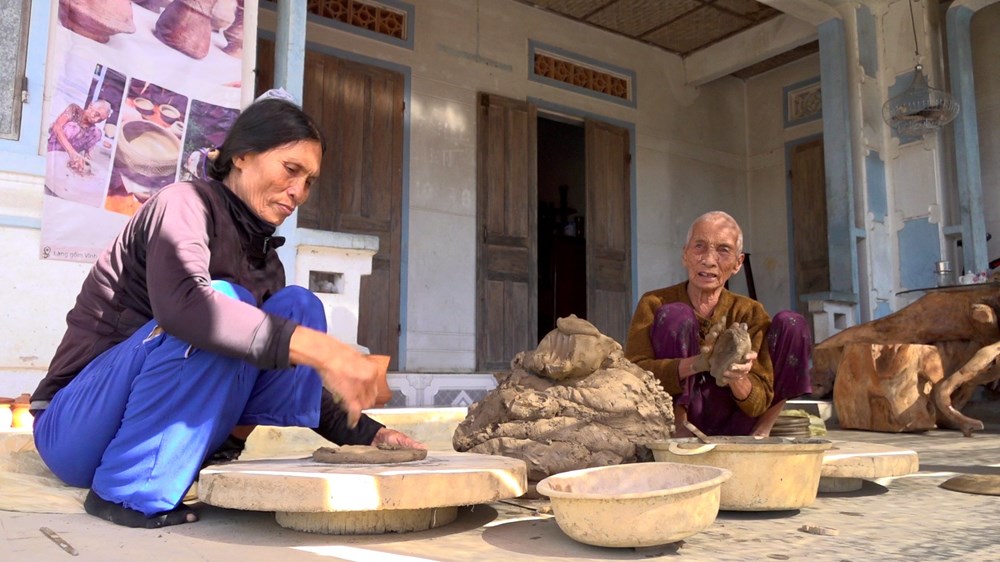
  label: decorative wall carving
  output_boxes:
[530,43,634,106]
[784,77,822,127]
[308,0,407,41]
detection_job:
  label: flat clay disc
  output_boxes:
[312,445,428,464]
[940,474,1000,496]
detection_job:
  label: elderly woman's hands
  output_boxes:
[690,318,726,374]
[289,326,378,427]
[721,350,757,400]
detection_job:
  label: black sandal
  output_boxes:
[84,489,199,528]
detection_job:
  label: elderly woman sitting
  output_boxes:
[625,211,813,437]
[48,99,112,172]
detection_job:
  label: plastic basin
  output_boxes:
[536,462,731,548]
[647,437,833,511]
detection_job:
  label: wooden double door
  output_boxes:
[257,42,404,368]
[476,93,632,371]
[789,138,830,315]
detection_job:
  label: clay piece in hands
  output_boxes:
[708,322,751,386]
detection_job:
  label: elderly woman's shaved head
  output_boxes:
[685,211,743,254]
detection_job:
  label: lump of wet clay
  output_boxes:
[519,314,619,381]
[312,445,427,464]
[453,315,675,481]
[709,322,751,386]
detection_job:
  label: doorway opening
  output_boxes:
[537,116,587,337]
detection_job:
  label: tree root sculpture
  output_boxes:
[932,342,1000,436]
[816,287,1000,436]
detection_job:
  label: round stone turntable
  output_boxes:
[198,451,527,534]
[819,441,919,492]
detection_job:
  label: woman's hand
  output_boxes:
[371,427,426,450]
[68,154,87,172]
[682,318,727,379]
[289,326,378,428]
[721,350,757,400]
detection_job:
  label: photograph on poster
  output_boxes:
[43,1,244,261]
[179,99,240,181]
[105,79,188,216]
[45,62,127,208]
[58,0,243,100]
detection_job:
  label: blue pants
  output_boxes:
[34,282,325,516]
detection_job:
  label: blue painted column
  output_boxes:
[274,0,308,101]
[818,19,859,298]
[273,0,308,285]
[946,5,989,273]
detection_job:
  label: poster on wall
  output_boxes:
[40,0,247,262]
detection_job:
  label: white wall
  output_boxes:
[744,54,823,316]
[0,173,92,379]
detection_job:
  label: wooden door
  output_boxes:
[790,138,830,315]
[476,93,537,371]
[257,42,404,368]
[585,120,632,345]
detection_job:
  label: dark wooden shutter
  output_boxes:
[476,93,537,371]
[585,119,631,345]
[790,138,830,314]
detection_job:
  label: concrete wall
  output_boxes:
[744,54,823,316]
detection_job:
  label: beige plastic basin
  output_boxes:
[648,437,833,511]
[536,462,732,548]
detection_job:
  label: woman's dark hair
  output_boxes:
[207,98,326,181]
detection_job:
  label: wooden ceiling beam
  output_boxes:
[753,0,839,27]
[684,13,817,85]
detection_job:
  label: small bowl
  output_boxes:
[536,462,731,548]
[115,120,181,176]
[159,104,181,125]
[134,97,155,117]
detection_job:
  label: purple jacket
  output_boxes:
[32,178,382,444]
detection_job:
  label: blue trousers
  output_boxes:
[34,282,325,516]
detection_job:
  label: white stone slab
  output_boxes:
[198,451,527,534]
[819,440,919,492]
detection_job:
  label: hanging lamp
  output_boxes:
[881,0,959,136]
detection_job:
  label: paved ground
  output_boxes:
[3,420,1000,561]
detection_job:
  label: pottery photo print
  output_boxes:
[105,79,188,217]
[44,62,126,210]
[41,0,245,263]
